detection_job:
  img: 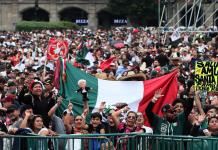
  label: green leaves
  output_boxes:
[16,21,80,31]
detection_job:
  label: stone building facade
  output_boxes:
[0,0,217,30]
[0,0,108,30]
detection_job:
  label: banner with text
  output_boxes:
[195,61,218,92]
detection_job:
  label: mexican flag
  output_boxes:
[56,58,178,119]
[47,38,68,60]
[75,44,94,67]
[99,57,116,71]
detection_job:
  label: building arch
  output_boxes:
[21,7,49,21]
[59,7,88,25]
[97,9,127,27]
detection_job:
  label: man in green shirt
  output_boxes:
[146,89,194,135]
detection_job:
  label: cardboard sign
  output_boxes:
[195,61,218,91]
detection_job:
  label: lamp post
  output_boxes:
[34,0,39,21]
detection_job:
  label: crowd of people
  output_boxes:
[0,27,218,149]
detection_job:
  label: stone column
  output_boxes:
[1,3,9,30]
[50,0,59,22]
[88,13,98,31]
[0,1,2,30]
[1,2,19,30]
[88,4,98,31]
[11,2,20,30]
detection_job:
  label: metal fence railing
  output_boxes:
[1,133,218,150]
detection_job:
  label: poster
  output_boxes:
[195,61,218,92]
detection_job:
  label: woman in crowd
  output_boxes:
[135,112,153,134]
[191,116,218,137]
[28,115,50,135]
[66,115,88,150]
[18,80,55,128]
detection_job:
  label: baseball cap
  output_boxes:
[161,104,173,113]
[110,63,116,66]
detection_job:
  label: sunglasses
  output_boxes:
[127,115,136,119]
[75,118,83,121]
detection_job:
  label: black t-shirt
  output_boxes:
[102,122,118,134]
[0,122,7,133]
[20,94,55,128]
[155,54,169,67]
[87,124,105,134]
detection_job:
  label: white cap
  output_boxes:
[56,31,62,37]
[110,63,116,66]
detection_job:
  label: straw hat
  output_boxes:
[95,72,108,80]
[119,73,146,81]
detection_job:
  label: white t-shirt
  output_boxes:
[142,125,153,134]
[38,127,49,135]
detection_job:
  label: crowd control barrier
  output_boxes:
[0,133,218,150]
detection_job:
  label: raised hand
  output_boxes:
[48,129,58,136]
[68,102,73,111]
[197,114,206,124]
[203,129,211,136]
[82,108,89,118]
[122,105,130,113]
[25,110,32,118]
[152,88,164,103]
[56,97,63,106]
[99,101,106,112]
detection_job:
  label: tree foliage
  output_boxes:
[16,21,80,31]
[107,0,158,26]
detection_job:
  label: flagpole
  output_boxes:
[67,53,70,61]
[158,0,161,42]
[43,52,47,81]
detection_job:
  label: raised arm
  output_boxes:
[98,101,106,113]
[146,89,164,125]
[195,90,205,115]
[18,85,29,103]
[81,108,89,129]
[184,86,195,117]
[20,110,32,128]
[48,97,63,117]
[111,106,129,128]
[190,114,206,136]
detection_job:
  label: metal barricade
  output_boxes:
[1,134,218,150]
